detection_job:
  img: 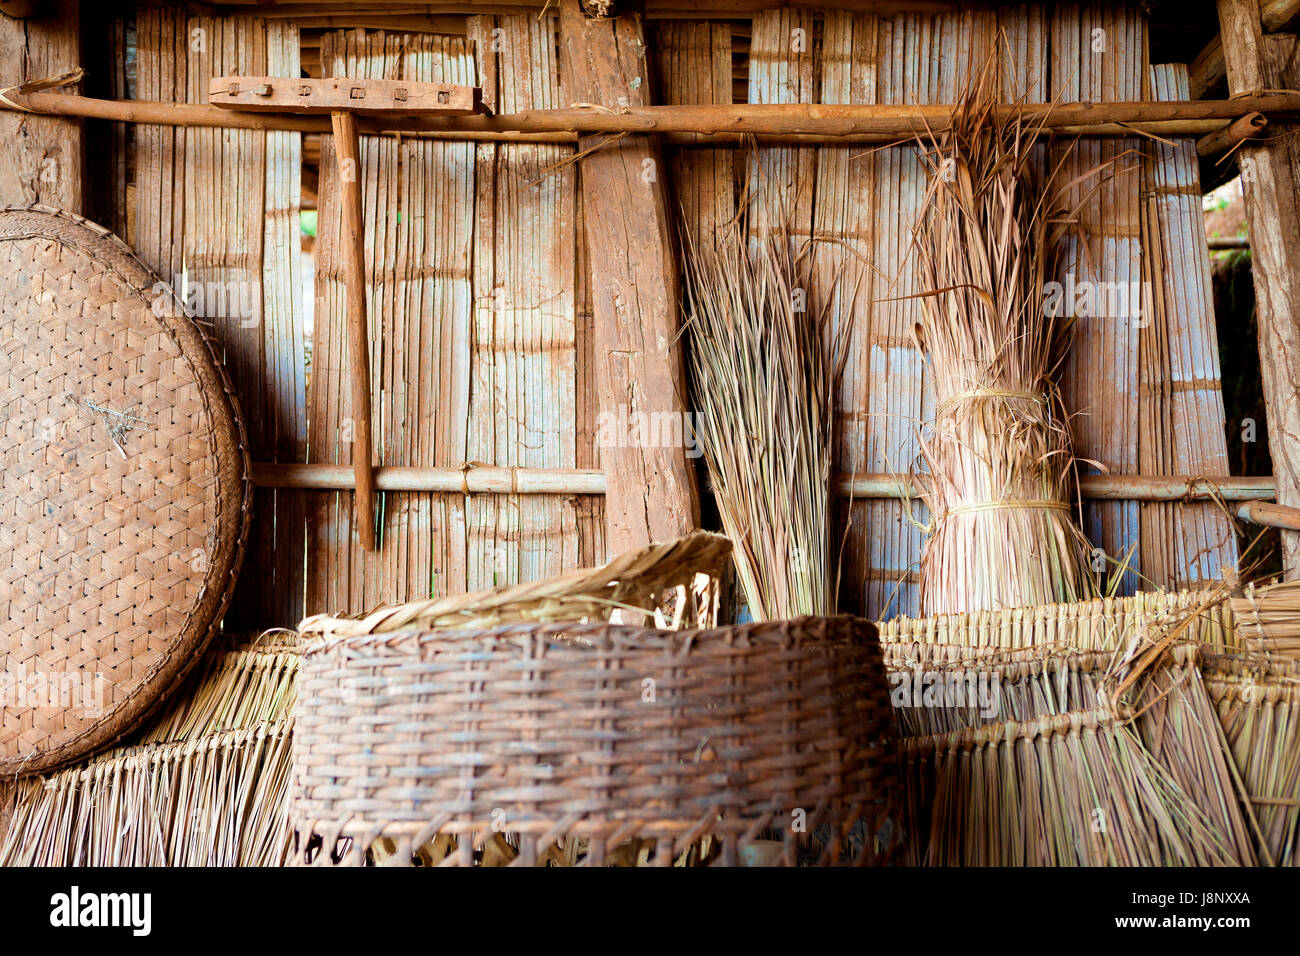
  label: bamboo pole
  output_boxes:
[1238,500,1300,531]
[1197,111,1267,156]
[3,90,1299,141]
[251,463,1278,502]
[329,109,377,551]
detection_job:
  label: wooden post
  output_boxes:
[0,0,82,210]
[330,109,377,550]
[559,0,699,553]
[1217,0,1300,576]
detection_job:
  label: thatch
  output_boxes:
[1204,654,1300,866]
[882,591,1261,866]
[0,632,298,867]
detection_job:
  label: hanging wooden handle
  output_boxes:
[330,109,377,550]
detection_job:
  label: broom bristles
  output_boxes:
[681,216,853,621]
[912,57,1098,616]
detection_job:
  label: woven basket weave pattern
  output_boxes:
[0,206,250,774]
[292,615,897,865]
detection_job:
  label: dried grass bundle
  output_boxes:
[1205,656,1300,866]
[681,221,851,620]
[0,632,298,867]
[912,63,1097,615]
[892,644,1259,866]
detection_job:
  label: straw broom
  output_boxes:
[680,219,851,621]
[911,63,1097,616]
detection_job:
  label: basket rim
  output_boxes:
[301,613,878,656]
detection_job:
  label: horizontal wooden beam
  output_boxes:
[4,91,1298,142]
[209,75,484,115]
[253,463,609,495]
[252,463,1277,503]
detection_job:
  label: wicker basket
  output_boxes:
[291,615,898,866]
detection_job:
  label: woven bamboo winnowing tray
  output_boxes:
[0,206,250,775]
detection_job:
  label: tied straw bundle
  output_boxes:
[681,217,853,621]
[911,61,1104,616]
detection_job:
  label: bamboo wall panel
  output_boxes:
[1140,64,1238,586]
[1052,1,1145,594]
[135,12,306,628]
[308,20,592,615]
[746,8,816,242]
[651,22,735,246]
[467,13,584,590]
[310,30,474,612]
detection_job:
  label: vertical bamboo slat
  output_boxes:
[1140,64,1238,588]
[746,9,815,242]
[1052,1,1145,594]
[466,14,582,592]
[135,12,304,626]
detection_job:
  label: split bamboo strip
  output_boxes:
[0,633,299,867]
[1204,655,1300,865]
[1138,64,1238,590]
[467,13,583,591]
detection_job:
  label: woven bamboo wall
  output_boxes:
[308,17,602,614]
[115,3,1234,624]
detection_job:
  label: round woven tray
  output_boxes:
[292,615,898,866]
[0,205,250,775]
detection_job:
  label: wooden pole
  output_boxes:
[0,0,82,209]
[559,0,699,553]
[1196,111,1266,157]
[330,109,377,550]
[1218,0,1300,577]
[1238,500,1300,531]
[5,90,1300,140]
